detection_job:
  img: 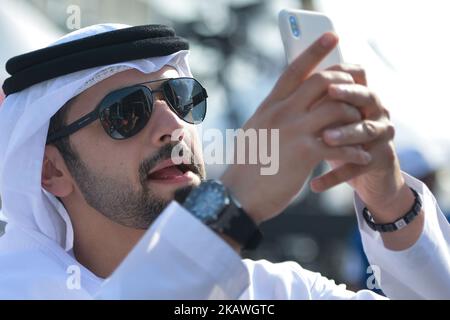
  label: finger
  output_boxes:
[322,119,394,147]
[301,100,362,133]
[284,70,355,113]
[320,144,372,166]
[327,64,368,86]
[310,163,369,192]
[269,32,339,102]
[328,84,385,119]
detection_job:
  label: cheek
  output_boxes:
[71,133,142,186]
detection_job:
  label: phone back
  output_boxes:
[279,9,343,72]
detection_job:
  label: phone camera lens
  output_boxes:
[289,16,300,37]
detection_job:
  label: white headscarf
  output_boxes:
[0,23,193,253]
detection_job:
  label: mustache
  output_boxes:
[138,143,203,184]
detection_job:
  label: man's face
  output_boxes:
[63,66,206,228]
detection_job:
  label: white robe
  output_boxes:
[1,173,449,299]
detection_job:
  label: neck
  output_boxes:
[66,200,146,279]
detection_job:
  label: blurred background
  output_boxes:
[1,0,450,293]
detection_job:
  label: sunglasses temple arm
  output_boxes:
[46,109,99,145]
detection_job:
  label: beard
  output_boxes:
[64,143,206,229]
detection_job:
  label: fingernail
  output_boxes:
[325,129,342,140]
[363,152,372,163]
[320,33,335,48]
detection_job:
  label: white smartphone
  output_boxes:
[278,9,344,72]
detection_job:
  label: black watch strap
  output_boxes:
[362,187,422,232]
[218,191,262,250]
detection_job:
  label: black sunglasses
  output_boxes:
[46,77,207,144]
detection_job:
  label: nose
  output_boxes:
[145,94,185,147]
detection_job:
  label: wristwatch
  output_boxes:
[181,179,262,250]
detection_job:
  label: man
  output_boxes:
[0,23,449,299]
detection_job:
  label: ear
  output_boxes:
[41,145,74,198]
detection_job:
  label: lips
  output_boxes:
[146,159,191,181]
[147,165,184,180]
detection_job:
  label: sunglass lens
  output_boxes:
[100,87,151,139]
[163,78,207,124]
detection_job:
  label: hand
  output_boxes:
[221,33,373,224]
[309,65,404,210]
[310,65,423,251]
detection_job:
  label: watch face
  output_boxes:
[183,180,230,224]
